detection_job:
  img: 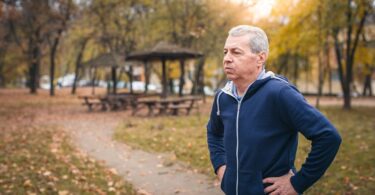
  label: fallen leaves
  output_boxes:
[0,106,136,194]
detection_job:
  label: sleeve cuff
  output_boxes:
[214,163,226,174]
[290,173,309,194]
[212,156,226,174]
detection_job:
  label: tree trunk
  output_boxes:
[316,3,323,108]
[49,33,62,96]
[333,30,351,109]
[191,57,205,95]
[324,35,332,95]
[72,38,89,95]
[316,54,324,108]
[0,50,5,87]
[339,0,367,109]
[277,53,289,75]
[0,65,3,87]
[293,55,298,87]
[29,44,41,94]
[362,64,373,96]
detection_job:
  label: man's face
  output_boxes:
[223,35,264,83]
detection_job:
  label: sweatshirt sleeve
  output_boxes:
[207,93,226,174]
[277,86,342,193]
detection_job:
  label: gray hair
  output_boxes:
[228,25,269,56]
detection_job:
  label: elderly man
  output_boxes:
[207,25,341,195]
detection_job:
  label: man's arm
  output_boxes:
[275,86,342,194]
[207,93,226,175]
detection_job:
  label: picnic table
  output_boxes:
[79,93,160,112]
[132,96,202,116]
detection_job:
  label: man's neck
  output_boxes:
[233,69,263,97]
[234,82,249,97]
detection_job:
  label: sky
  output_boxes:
[249,0,276,21]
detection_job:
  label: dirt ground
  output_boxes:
[0,88,374,195]
[0,88,221,195]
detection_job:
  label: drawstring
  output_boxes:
[216,91,224,116]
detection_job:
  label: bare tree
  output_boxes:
[332,0,370,109]
[6,0,52,94]
[47,0,74,96]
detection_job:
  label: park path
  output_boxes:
[20,89,375,195]
[38,107,221,195]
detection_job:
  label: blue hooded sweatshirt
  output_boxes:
[207,71,341,195]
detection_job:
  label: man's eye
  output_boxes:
[223,51,227,55]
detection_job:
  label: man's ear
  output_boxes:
[257,52,267,67]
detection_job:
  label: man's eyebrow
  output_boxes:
[230,47,244,52]
[224,46,241,50]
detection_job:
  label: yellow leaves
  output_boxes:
[23,179,33,187]
[58,190,70,195]
[168,61,181,79]
[355,46,375,65]
[108,187,116,192]
[43,171,52,176]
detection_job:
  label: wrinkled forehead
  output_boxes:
[224,35,251,51]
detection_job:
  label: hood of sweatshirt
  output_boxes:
[220,71,289,101]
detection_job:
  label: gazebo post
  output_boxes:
[111,66,117,94]
[161,58,167,98]
[91,66,97,95]
[129,66,134,94]
[179,59,185,97]
[143,60,149,94]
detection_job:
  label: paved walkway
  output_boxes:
[47,111,221,195]
[33,92,375,195]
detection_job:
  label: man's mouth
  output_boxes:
[224,67,233,73]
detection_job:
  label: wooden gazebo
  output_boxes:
[82,52,125,94]
[126,42,203,98]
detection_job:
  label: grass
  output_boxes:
[114,115,212,174]
[302,107,375,194]
[0,100,136,194]
[114,105,375,194]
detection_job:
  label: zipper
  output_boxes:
[220,83,252,195]
[235,100,241,195]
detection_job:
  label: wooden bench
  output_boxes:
[131,98,159,116]
[78,95,107,111]
[159,96,202,116]
[167,102,196,115]
[130,96,202,116]
[105,95,136,111]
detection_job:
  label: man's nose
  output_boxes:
[223,53,233,63]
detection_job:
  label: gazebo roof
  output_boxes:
[82,53,125,67]
[126,42,203,61]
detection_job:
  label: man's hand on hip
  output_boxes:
[217,165,226,182]
[263,171,298,195]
